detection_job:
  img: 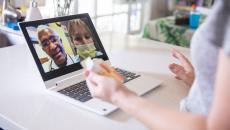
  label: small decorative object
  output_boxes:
[2,0,22,25]
[189,4,200,29]
[174,10,190,26]
[25,0,42,21]
[53,0,73,17]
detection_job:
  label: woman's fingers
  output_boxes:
[171,49,193,72]
[87,71,106,97]
[86,79,97,96]
[169,63,194,86]
[175,76,182,80]
[100,63,111,73]
[88,71,104,85]
[169,63,187,80]
[84,70,90,77]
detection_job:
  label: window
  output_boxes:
[76,0,144,34]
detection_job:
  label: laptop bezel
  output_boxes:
[19,13,109,81]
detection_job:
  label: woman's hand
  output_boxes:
[169,49,195,87]
[85,70,133,104]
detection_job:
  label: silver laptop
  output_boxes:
[19,13,162,116]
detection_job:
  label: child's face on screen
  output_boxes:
[71,23,94,45]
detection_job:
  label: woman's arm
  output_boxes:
[113,88,207,130]
[207,50,230,130]
[86,50,230,130]
[87,72,206,130]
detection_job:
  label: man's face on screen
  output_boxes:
[39,29,67,67]
[71,24,94,45]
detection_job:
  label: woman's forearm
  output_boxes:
[113,88,207,130]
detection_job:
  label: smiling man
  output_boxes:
[37,25,77,72]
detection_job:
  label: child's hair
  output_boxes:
[67,19,92,41]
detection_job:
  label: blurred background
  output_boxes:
[0,0,214,47]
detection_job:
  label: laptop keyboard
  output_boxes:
[58,81,92,102]
[115,68,141,83]
[58,68,140,102]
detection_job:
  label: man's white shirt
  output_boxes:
[42,54,80,72]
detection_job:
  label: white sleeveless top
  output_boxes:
[180,0,230,115]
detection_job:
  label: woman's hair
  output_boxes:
[67,19,92,41]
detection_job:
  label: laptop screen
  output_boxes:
[19,14,109,81]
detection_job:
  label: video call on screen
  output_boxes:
[26,18,103,73]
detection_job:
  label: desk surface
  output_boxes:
[0,33,190,130]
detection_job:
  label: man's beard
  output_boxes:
[56,55,67,68]
[52,44,67,67]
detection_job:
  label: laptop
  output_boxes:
[19,13,162,115]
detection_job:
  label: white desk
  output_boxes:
[0,33,190,130]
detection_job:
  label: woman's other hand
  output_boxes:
[169,49,195,87]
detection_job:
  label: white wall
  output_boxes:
[148,0,171,20]
[141,0,172,33]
